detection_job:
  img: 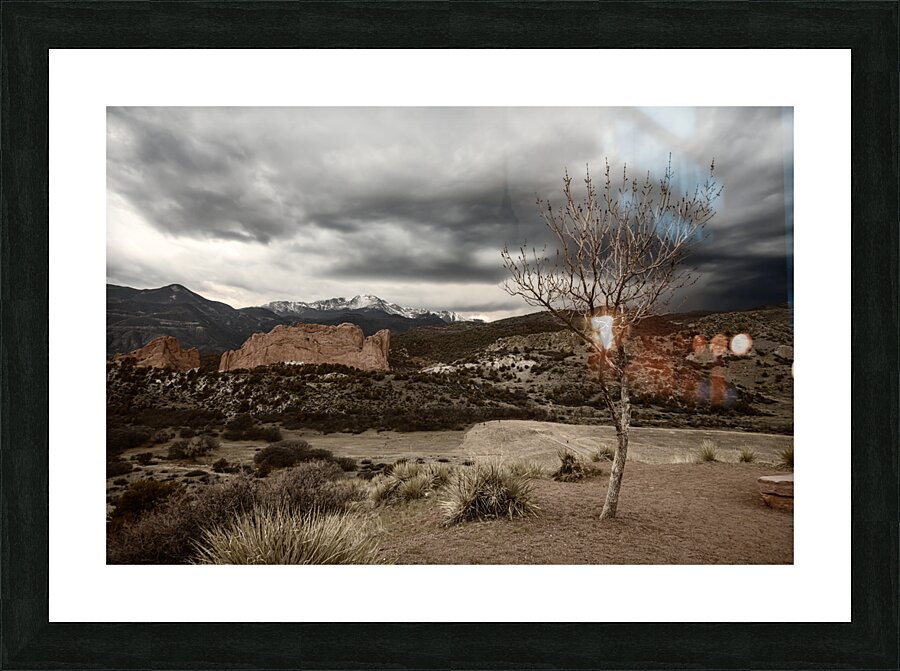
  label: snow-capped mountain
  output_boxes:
[260,294,464,323]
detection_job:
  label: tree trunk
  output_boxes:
[600,364,631,520]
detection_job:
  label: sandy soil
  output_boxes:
[374,462,793,564]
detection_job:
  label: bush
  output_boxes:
[107,460,133,478]
[552,450,588,482]
[254,440,313,469]
[778,445,794,469]
[168,435,220,460]
[211,458,234,473]
[107,427,150,455]
[107,474,257,564]
[223,414,283,442]
[109,479,182,528]
[696,439,719,463]
[257,461,366,514]
[134,452,155,466]
[738,447,757,463]
[334,456,358,472]
[193,508,381,565]
[439,461,539,526]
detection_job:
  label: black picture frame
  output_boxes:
[2,2,896,669]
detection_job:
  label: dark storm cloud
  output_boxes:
[107,107,792,315]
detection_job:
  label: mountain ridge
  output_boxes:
[260,294,463,323]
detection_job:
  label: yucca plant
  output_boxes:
[193,507,381,565]
[592,446,614,462]
[552,449,588,482]
[439,461,539,526]
[778,445,794,469]
[506,459,547,479]
[399,471,432,502]
[369,472,402,504]
[696,439,719,463]
[738,447,757,463]
[427,462,454,488]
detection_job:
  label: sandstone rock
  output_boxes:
[113,336,200,372]
[759,474,793,510]
[760,493,794,511]
[219,323,390,372]
[758,473,794,497]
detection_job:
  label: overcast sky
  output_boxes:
[107,107,793,321]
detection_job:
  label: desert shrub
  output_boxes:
[168,435,220,460]
[183,469,207,477]
[113,478,128,486]
[552,450,588,482]
[107,460,133,478]
[440,461,538,525]
[225,413,254,432]
[134,452,154,466]
[257,461,365,514]
[107,427,151,455]
[738,447,757,463]
[179,427,196,438]
[254,440,315,469]
[778,445,794,469]
[193,508,380,565]
[334,456,357,472]
[107,474,258,564]
[507,459,547,479]
[109,479,182,529]
[696,439,719,463]
[211,458,232,473]
[222,413,282,442]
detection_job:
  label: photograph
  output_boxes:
[105,106,794,565]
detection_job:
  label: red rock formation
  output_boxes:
[758,474,794,511]
[219,323,390,372]
[113,336,200,371]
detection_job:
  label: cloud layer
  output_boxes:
[108,107,793,320]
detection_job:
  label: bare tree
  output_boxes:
[502,157,722,519]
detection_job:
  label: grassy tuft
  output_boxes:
[738,447,757,463]
[193,507,381,565]
[506,459,547,479]
[777,445,794,469]
[696,439,719,463]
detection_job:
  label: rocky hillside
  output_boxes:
[108,304,793,435]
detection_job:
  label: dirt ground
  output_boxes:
[374,461,793,565]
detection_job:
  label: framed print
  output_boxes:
[3,2,897,669]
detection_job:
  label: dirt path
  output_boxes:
[375,461,793,564]
[282,420,792,466]
[457,420,792,465]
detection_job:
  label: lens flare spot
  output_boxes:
[591,315,614,350]
[710,333,728,358]
[730,333,753,356]
[692,334,707,354]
